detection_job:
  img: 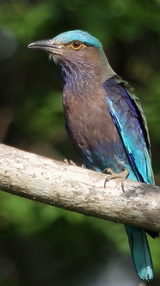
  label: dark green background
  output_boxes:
[0,1,160,285]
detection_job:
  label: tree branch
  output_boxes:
[0,143,160,232]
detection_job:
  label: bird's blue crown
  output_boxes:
[53,30,103,49]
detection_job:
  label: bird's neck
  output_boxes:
[60,49,115,97]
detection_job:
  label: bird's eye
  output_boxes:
[70,41,83,50]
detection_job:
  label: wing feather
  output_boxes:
[103,76,154,184]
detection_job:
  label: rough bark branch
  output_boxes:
[0,143,160,232]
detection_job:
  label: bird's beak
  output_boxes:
[28,40,62,55]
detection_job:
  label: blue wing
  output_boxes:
[103,76,156,281]
[103,76,154,184]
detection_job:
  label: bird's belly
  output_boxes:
[64,95,130,173]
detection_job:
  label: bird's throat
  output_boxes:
[61,62,102,98]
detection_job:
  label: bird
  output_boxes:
[28,30,157,281]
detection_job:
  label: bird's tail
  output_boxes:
[125,225,154,281]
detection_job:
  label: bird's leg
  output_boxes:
[103,168,129,192]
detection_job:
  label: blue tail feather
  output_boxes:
[125,225,154,281]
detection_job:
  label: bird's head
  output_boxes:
[28,30,115,83]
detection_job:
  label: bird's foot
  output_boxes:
[103,168,129,192]
[61,158,76,166]
[62,158,85,168]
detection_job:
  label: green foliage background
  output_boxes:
[0,1,160,285]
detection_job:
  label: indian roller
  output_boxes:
[28,30,157,281]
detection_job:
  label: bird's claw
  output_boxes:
[103,168,129,192]
[62,159,85,168]
[61,158,76,166]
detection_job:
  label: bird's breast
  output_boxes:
[62,85,130,174]
[63,87,118,148]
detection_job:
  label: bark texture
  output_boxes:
[0,143,160,232]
